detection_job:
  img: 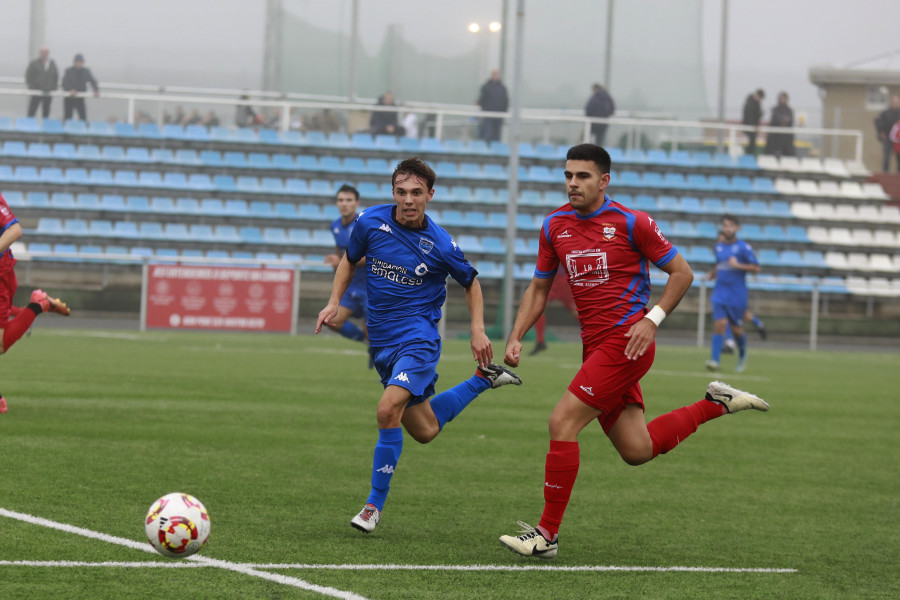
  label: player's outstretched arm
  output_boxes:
[463,278,492,368]
[504,275,554,367]
[624,253,694,360]
[315,255,356,334]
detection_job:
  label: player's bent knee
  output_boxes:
[406,425,440,444]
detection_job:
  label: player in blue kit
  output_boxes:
[316,157,522,534]
[705,215,761,373]
[323,185,369,351]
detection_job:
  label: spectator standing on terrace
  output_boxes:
[370,92,404,136]
[584,83,615,146]
[235,93,262,128]
[875,95,900,172]
[24,46,58,118]
[0,191,72,414]
[764,92,794,157]
[889,117,900,173]
[741,88,765,156]
[477,69,509,142]
[61,54,99,122]
[316,158,522,535]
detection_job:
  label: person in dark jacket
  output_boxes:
[25,46,59,118]
[584,83,615,145]
[369,92,404,136]
[741,88,765,156]
[764,92,794,157]
[874,95,900,172]
[477,69,509,142]
[61,54,99,122]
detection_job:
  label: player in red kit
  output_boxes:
[498,144,769,558]
[0,191,71,413]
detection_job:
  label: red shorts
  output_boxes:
[0,265,17,322]
[568,333,655,434]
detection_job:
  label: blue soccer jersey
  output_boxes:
[347,204,477,346]
[331,215,367,291]
[710,238,758,307]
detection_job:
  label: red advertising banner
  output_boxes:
[145,265,295,332]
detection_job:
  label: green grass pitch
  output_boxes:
[0,328,897,599]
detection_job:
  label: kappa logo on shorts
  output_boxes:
[579,385,595,397]
[394,372,410,383]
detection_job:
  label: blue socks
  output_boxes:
[711,333,724,362]
[736,333,747,359]
[339,321,366,342]
[366,427,403,511]
[430,375,491,430]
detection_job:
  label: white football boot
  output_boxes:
[499,521,558,559]
[706,381,769,413]
[350,503,381,533]
[477,363,523,389]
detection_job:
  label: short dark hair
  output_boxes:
[566,143,612,174]
[336,184,359,201]
[722,214,739,226]
[392,157,436,190]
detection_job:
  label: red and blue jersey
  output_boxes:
[0,192,19,273]
[535,195,678,348]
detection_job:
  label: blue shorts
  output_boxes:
[371,339,441,406]
[339,287,367,319]
[712,302,745,327]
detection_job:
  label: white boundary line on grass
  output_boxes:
[0,508,370,600]
[0,560,798,574]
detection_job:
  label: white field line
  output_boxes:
[0,560,797,574]
[0,507,370,600]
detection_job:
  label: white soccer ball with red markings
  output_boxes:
[145,492,210,558]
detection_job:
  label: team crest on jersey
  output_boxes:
[418,237,434,254]
[602,223,616,240]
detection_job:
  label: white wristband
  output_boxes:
[644,305,666,327]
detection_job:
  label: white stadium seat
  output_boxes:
[833,204,859,221]
[881,205,900,224]
[755,154,779,170]
[845,276,870,294]
[838,181,865,199]
[850,229,874,246]
[846,252,871,271]
[824,251,849,270]
[872,230,898,248]
[813,203,837,220]
[869,254,896,273]
[807,226,829,243]
[774,177,798,194]
[779,156,802,172]
[817,180,842,198]
[861,182,889,200]
[796,179,820,196]
[822,158,851,178]
[790,201,815,219]
[799,157,825,173]
[844,161,871,177]
[856,205,881,222]
[828,227,853,245]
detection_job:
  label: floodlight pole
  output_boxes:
[716,0,729,153]
[502,0,526,339]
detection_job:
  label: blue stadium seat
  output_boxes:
[189,174,213,190]
[696,221,718,238]
[200,199,224,214]
[126,196,151,212]
[210,126,233,141]
[288,228,313,246]
[137,123,162,139]
[276,203,299,219]
[88,220,114,237]
[702,197,724,214]
[420,137,444,153]
[184,125,210,141]
[724,198,748,215]
[399,137,421,152]
[113,221,139,239]
[76,193,101,210]
[41,118,64,134]
[113,171,139,187]
[671,221,697,237]
[224,151,247,168]
[50,193,76,209]
[740,224,764,241]
[327,132,350,148]
[662,172,687,189]
[785,226,808,242]
[342,157,367,174]
[189,224,215,242]
[101,146,126,161]
[224,200,249,216]
[3,191,25,206]
[309,180,335,196]
[442,139,465,154]
[27,192,50,208]
[261,177,284,193]
[668,150,693,167]
[175,149,200,165]
[14,166,40,182]
[16,117,39,132]
[352,133,375,149]
[258,129,281,145]
[240,226,263,243]
[263,227,288,244]
[633,194,656,212]
[29,142,52,158]
[686,173,711,191]
[2,141,28,157]
[215,225,240,243]
[149,196,175,213]
[163,172,188,189]
[281,131,305,146]
[736,155,758,169]
[53,243,80,261]
[680,196,703,213]
[441,210,466,226]
[77,144,101,160]
[802,251,826,268]
[0,116,12,131]
[175,197,201,214]
[165,223,189,240]
[114,123,136,137]
[125,147,151,163]
[100,194,126,211]
[40,167,66,184]
[466,140,489,155]
[657,195,680,212]
[139,222,165,239]
[200,150,223,166]
[91,169,113,185]
[285,178,310,195]
[53,143,77,159]
[272,154,295,169]
[367,158,391,175]
[762,224,785,240]
[151,148,175,163]
[248,153,271,168]
[88,121,114,136]
[213,175,236,192]
[250,201,275,218]
[319,156,342,172]
[731,176,754,192]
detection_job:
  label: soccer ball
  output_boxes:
[144,492,210,558]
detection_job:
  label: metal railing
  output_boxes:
[0,82,865,162]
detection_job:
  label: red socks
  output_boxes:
[537,440,579,540]
[2,305,37,352]
[647,399,726,458]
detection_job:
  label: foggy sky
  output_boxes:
[1,0,898,122]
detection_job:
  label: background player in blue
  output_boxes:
[323,184,369,349]
[315,157,522,534]
[706,215,761,373]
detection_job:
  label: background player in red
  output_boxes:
[0,191,71,413]
[497,144,769,559]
